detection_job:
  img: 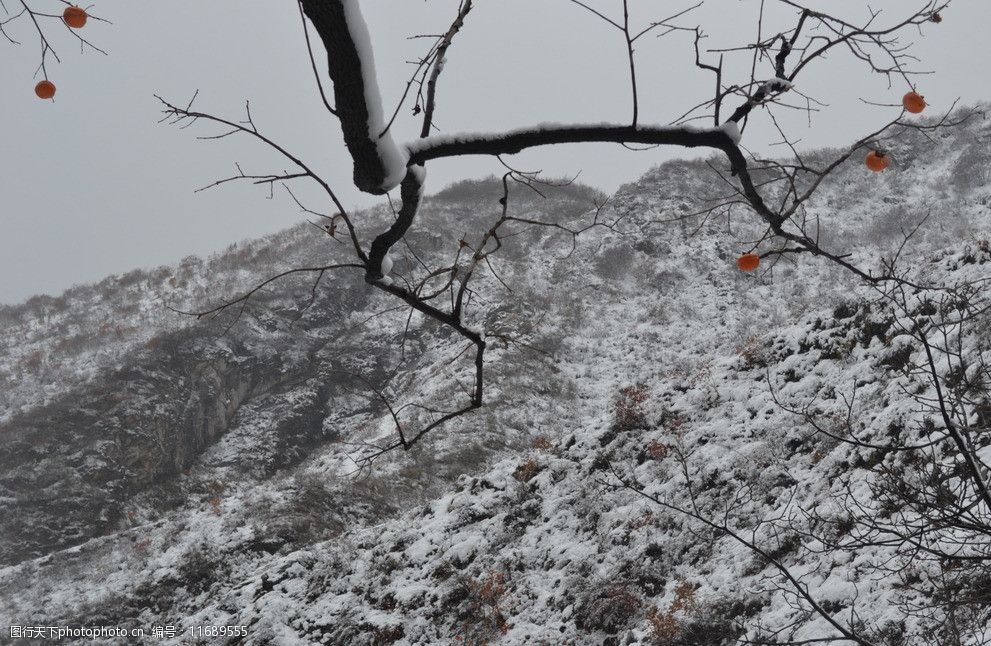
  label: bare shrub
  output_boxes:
[735,335,767,369]
[512,459,542,483]
[647,584,755,646]
[645,440,669,461]
[450,571,510,644]
[614,384,650,432]
[575,584,641,635]
[531,435,553,451]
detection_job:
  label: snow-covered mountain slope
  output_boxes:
[0,227,326,423]
[2,108,991,645]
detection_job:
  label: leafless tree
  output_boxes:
[10,0,974,464]
[147,0,966,456]
[7,2,987,639]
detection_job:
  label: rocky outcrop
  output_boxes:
[0,326,322,566]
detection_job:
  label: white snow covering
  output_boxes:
[405,122,719,157]
[380,252,394,277]
[720,120,742,144]
[406,162,426,189]
[763,76,794,92]
[341,0,409,191]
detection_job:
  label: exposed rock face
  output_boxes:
[2,337,269,564]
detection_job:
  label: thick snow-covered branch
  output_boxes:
[399,120,874,278]
[300,0,408,194]
[405,123,730,163]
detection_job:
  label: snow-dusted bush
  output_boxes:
[447,571,510,644]
[575,583,641,635]
[613,383,650,433]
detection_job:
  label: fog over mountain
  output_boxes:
[2,107,991,644]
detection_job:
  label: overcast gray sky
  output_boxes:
[1,0,989,303]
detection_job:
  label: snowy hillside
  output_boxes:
[2,107,991,645]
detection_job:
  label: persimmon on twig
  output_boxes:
[2,1,108,94]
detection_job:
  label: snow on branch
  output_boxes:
[405,122,728,163]
[300,0,408,194]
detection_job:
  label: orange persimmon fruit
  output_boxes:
[737,253,760,272]
[902,91,926,114]
[35,80,56,100]
[63,6,87,28]
[865,150,890,172]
